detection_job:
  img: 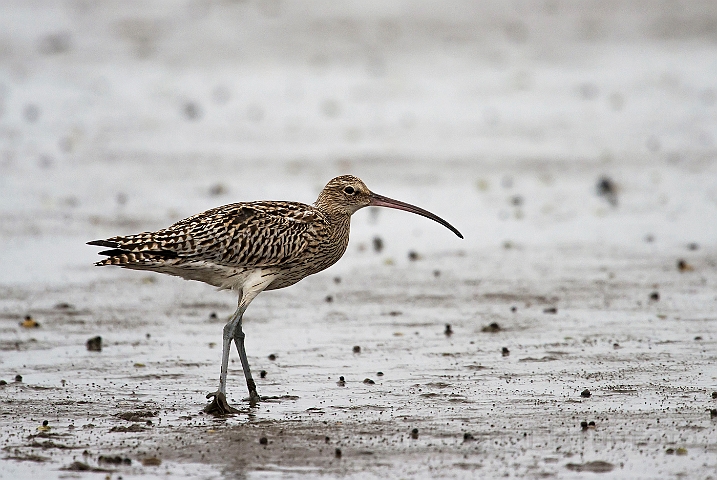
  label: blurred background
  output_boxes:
[0,0,715,283]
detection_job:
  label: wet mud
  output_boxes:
[1,1,717,478]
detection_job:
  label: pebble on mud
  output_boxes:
[581,389,592,398]
[433,269,441,277]
[372,236,384,253]
[463,432,475,441]
[510,306,517,312]
[444,324,453,336]
[376,371,384,376]
[335,448,342,458]
[543,307,558,314]
[268,354,277,361]
[209,312,218,320]
[325,295,333,303]
[337,376,346,387]
[363,378,375,385]
[260,370,267,379]
[482,322,501,333]
[408,250,420,261]
[677,259,693,272]
[711,391,717,399]
[501,347,510,356]
[333,276,341,284]
[687,242,699,251]
[649,291,660,301]
[14,375,22,382]
[596,176,618,206]
[410,428,419,439]
[0,380,6,386]
[20,315,40,328]
[259,437,268,445]
[710,409,717,418]
[353,345,361,353]
[86,336,102,352]
[142,457,162,466]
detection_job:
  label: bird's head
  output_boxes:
[315,175,373,215]
[314,175,463,238]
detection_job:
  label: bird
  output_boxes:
[88,175,462,414]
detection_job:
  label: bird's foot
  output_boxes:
[204,391,242,415]
[246,390,260,406]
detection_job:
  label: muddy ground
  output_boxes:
[1,1,717,478]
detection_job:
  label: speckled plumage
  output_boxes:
[89,175,461,414]
[90,200,349,291]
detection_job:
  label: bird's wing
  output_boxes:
[88,201,326,268]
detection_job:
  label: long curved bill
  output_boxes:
[369,192,464,239]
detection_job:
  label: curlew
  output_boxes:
[89,175,462,414]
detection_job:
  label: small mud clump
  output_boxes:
[335,448,342,458]
[363,378,375,385]
[482,322,501,333]
[268,354,277,361]
[677,259,693,272]
[444,324,453,336]
[408,250,420,261]
[710,409,717,419]
[337,376,346,387]
[117,410,157,422]
[99,455,131,465]
[372,236,384,253]
[581,389,592,398]
[596,176,618,207]
[501,347,510,356]
[711,391,717,399]
[581,421,596,430]
[353,345,361,353]
[463,432,475,441]
[142,457,161,466]
[410,428,419,439]
[649,291,660,301]
[259,437,268,445]
[14,375,22,382]
[260,370,267,379]
[63,461,91,471]
[566,461,614,473]
[376,371,384,376]
[325,295,333,303]
[543,307,557,314]
[86,336,102,352]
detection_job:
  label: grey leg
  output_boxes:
[204,307,242,414]
[232,319,260,404]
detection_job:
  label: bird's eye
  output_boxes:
[344,186,355,195]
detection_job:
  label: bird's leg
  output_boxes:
[204,307,243,415]
[232,318,260,404]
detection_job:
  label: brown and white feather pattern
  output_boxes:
[90,201,351,291]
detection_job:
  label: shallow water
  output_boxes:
[1,1,717,478]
